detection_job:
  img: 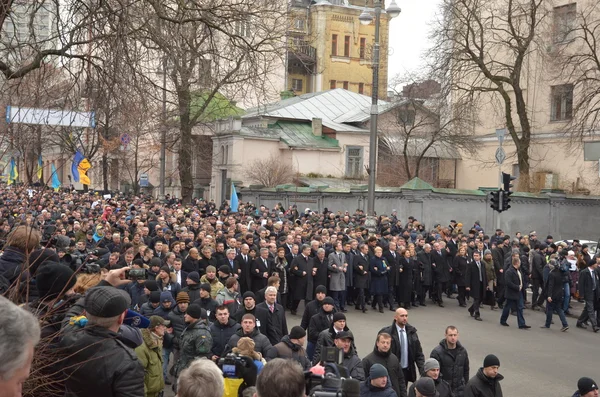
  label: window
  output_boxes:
[346,146,363,178]
[359,38,366,59]
[330,80,336,89]
[358,82,364,94]
[331,34,337,56]
[343,81,349,90]
[294,18,305,30]
[397,108,416,126]
[235,20,251,37]
[344,35,350,57]
[553,3,576,43]
[550,84,573,121]
[292,79,303,91]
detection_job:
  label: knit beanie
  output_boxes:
[332,312,346,322]
[144,280,158,291]
[369,363,388,379]
[186,304,206,319]
[176,291,190,304]
[289,326,306,340]
[483,354,500,368]
[36,262,77,300]
[424,358,440,372]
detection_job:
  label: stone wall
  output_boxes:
[238,184,600,241]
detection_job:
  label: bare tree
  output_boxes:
[430,0,549,191]
[244,155,296,187]
[129,0,288,202]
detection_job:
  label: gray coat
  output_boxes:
[328,251,347,291]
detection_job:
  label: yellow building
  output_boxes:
[286,0,390,99]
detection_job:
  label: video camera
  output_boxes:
[305,347,360,397]
[217,353,256,380]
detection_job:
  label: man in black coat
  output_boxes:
[310,249,329,296]
[576,258,599,332]
[250,248,271,294]
[464,354,503,397]
[233,291,271,336]
[432,242,449,307]
[541,260,569,330]
[379,308,425,386]
[307,296,336,362]
[354,243,371,312]
[417,244,433,306]
[430,326,470,397]
[363,332,407,397]
[492,237,509,307]
[209,305,241,360]
[499,257,529,329]
[465,252,487,321]
[257,286,288,345]
[290,244,312,315]
[235,245,252,293]
[383,242,400,311]
[530,244,547,310]
[301,285,327,330]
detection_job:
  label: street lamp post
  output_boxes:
[359,0,400,231]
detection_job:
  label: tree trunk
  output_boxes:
[102,152,109,192]
[178,89,193,203]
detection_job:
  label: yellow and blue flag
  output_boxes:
[37,155,43,180]
[51,163,61,191]
[7,158,18,185]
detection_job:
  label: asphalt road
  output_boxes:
[165,297,596,396]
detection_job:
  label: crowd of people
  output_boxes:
[0,186,598,397]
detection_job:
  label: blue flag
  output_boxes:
[51,163,61,190]
[72,151,84,183]
[230,182,238,213]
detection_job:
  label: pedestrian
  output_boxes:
[540,259,569,331]
[397,249,414,310]
[430,326,469,397]
[289,244,312,315]
[465,252,487,321]
[432,242,450,307]
[379,308,425,386]
[417,244,433,306]
[499,257,530,329]
[209,305,241,361]
[482,250,496,310]
[576,257,599,332]
[225,313,276,360]
[363,332,407,397]
[135,316,169,397]
[300,285,327,330]
[313,311,350,364]
[233,336,267,374]
[257,286,288,345]
[354,243,371,312]
[215,276,241,314]
[370,247,390,313]
[333,331,365,381]
[453,246,469,307]
[408,359,452,397]
[360,363,398,397]
[308,296,336,361]
[464,354,503,397]
[175,304,213,378]
[572,377,599,397]
[328,241,348,312]
[273,325,311,370]
[412,377,439,397]
[233,291,271,336]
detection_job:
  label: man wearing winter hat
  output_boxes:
[168,292,190,371]
[333,331,364,381]
[183,271,202,303]
[360,363,396,397]
[61,278,144,397]
[195,283,218,322]
[141,290,162,317]
[307,295,336,361]
[413,377,439,397]
[464,354,503,397]
[301,285,328,330]
[135,316,169,397]
[574,377,599,397]
[313,311,352,365]
[157,265,181,299]
[200,265,225,298]
[233,291,270,336]
[408,359,452,397]
[174,304,213,384]
[274,325,311,370]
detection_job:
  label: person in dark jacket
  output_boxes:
[430,326,469,397]
[464,355,503,397]
[360,364,398,397]
[432,242,450,307]
[540,259,569,331]
[572,377,599,397]
[251,248,272,294]
[60,285,145,397]
[168,292,190,351]
[363,332,407,397]
[530,244,547,310]
[576,257,599,332]
[453,247,469,307]
[465,252,487,321]
[333,331,365,381]
[233,291,271,336]
[307,296,336,361]
[408,358,453,397]
[370,247,390,313]
[290,245,312,314]
[355,243,371,312]
[182,271,202,303]
[313,311,352,364]
[379,308,425,385]
[311,248,329,296]
[274,326,311,370]
[209,304,241,360]
[174,304,213,376]
[224,313,276,360]
[499,257,529,329]
[417,244,433,306]
[153,291,176,319]
[301,285,327,330]
[257,286,288,345]
[195,283,218,323]
[140,291,161,317]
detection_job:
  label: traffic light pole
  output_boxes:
[497,166,502,230]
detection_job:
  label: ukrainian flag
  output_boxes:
[72,150,91,185]
[7,158,18,185]
[37,155,43,180]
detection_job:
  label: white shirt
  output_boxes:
[395,323,409,368]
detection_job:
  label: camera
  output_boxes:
[217,353,250,378]
[80,263,101,274]
[306,347,359,397]
[127,268,147,281]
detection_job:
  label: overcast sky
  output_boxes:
[386,0,442,85]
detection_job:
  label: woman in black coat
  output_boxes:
[453,246,469,307]
[270,247,290,309]
[369,247,389,313]
[397,248,414,309]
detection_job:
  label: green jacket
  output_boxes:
[176,319,213,376]
[135,329,165,396]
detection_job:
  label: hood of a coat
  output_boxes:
[475,367,504,385]
[281,335,302,352]
[141,328,163,350]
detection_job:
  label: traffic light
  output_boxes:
[490,190,504,212]
[502,190,512,211]
[502,172,516,192]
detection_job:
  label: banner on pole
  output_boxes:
[6,106,95,128]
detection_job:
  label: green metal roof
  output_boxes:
[400,177,435,190]
[276,122,339,148]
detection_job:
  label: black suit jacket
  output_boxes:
[235,254,252,293]
[578,267,599,302]
[251,257,271,293]
[257,301,288,345]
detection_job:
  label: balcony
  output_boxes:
[287,39,316,64]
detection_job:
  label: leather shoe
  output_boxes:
[379,308,384,313]
[419,302,427,307]
[438,303,444,308]
[500,322,509,326]
[577,323,588,329]
[362,308,367,313]
[468,307,474,317]
[519,325,531,329]
[594,327,600,333]
[474,316,482,321]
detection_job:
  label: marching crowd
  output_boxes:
[0,187,598,397]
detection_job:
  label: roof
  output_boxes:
[238,121,339,149]
[243,89,387,129]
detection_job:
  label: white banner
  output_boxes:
[6,106,95,128]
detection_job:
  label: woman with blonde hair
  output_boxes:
[232,337,265,373]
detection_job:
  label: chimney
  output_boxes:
[312,118,322,137]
